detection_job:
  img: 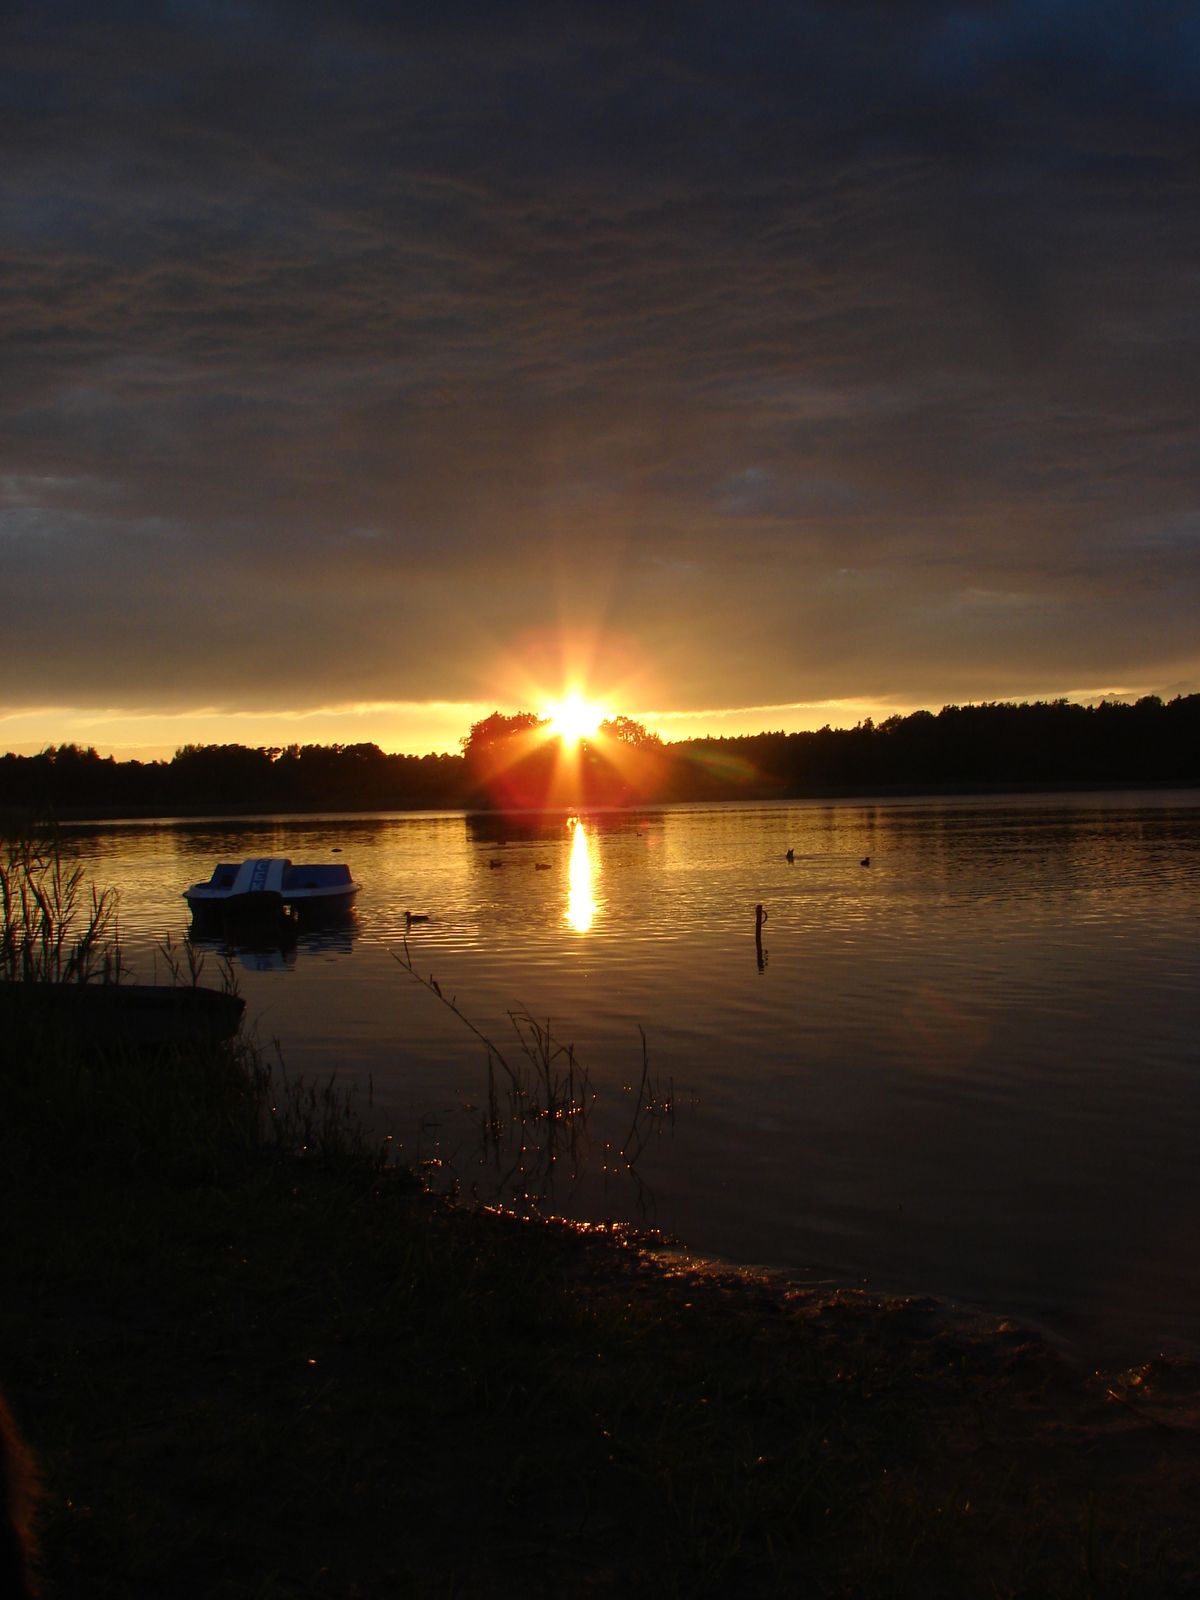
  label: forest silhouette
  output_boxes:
[2,696,1197,817]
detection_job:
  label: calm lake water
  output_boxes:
[65,791,1200,1363]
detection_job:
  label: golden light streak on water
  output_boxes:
[565,816,596,933]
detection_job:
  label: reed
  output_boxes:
[391,939,681,1212]
[391,939,596,1201]
[0,830,123,985]
[0,861,376,1201]
[259,1042,391,1171]
[154,931,233,993]
[619,1024,675,1167]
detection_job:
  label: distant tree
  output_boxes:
[576,715,668,805]
[596,715,662,748]
[459,711,553,807]
[42,743,104,765]
[460,711,548,759]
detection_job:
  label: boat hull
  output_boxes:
[184,858,359,923]
[1,981,245,1049]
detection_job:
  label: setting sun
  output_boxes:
[541,692,607,747]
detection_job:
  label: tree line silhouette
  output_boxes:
[459,710,665,809]
[1,697,1196,817]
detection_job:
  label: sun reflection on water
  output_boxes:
[566,816,596,932]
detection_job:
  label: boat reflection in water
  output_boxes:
[565,816,596,933]
[188,915,357,974]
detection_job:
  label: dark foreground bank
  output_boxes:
[3,1010,1199,1599]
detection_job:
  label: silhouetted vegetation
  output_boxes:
[664,694,1200,802]
[460,710,664,808]
[2,697,1197,816]
[0,740,462,817]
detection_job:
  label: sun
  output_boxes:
[542,691,607,747]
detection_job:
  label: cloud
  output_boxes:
[1,3,1197,745]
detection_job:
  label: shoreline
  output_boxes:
[541,1224,1200,1376]
[10,776,1200,826]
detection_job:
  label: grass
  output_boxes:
[2,842,1199,1596]
[1,830,123,985]
[391,940,675,1214]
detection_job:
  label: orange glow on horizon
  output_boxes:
[488,622,656,754]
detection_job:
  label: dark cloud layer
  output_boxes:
[3,1,1197,737]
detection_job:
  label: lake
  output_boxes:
[62,790,1200,1363]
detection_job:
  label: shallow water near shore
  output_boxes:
[63,790,1200,1363]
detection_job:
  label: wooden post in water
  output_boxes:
[755,903,768,971]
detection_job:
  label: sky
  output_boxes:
[3,1,1198,759]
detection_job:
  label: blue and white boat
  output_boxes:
[184,858,359,920]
